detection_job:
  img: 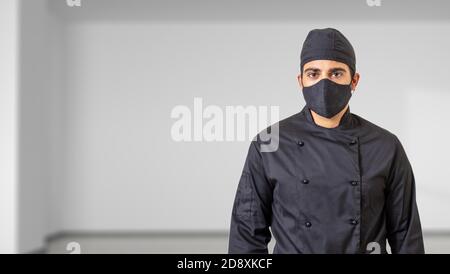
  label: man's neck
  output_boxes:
[310,105,349,129]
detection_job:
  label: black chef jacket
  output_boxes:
[228,105,424,254]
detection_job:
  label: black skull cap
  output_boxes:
[300,28,356,76]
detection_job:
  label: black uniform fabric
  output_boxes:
[228,106,424,254]
[300,28,356,76]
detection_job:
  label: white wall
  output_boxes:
[17,0,53,253]
[0,0,61,253]
[0,0,19,253]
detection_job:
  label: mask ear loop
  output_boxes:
[349,75,355,95]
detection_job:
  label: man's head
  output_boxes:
[297,28,360,119]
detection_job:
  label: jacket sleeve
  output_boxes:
[228,140,274,254]
[385,135,425,254]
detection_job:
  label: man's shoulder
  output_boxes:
[277,111,305,129]
[352,113,401,146]
[253,111,304,139]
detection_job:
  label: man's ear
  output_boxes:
[297,73,303,89]
[351,72,360,91]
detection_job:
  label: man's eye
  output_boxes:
[307,73,318,78]
[331,72,343,78]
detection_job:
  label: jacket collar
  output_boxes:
[301,105,358,131]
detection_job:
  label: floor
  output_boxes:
[44,231,450,254]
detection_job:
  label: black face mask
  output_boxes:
[302,78,353,118]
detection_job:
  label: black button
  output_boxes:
[350,180,359,186]
[297,140,304,147]
[302,179,309,184]
[349,139,357,145]
[305,221,312,227]
[350,219,358,225]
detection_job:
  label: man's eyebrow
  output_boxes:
[304,68,321,73]
[329,67,347,72]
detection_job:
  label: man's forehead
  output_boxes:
[303,60,350,71]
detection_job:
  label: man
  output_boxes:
[228,28,424,254]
